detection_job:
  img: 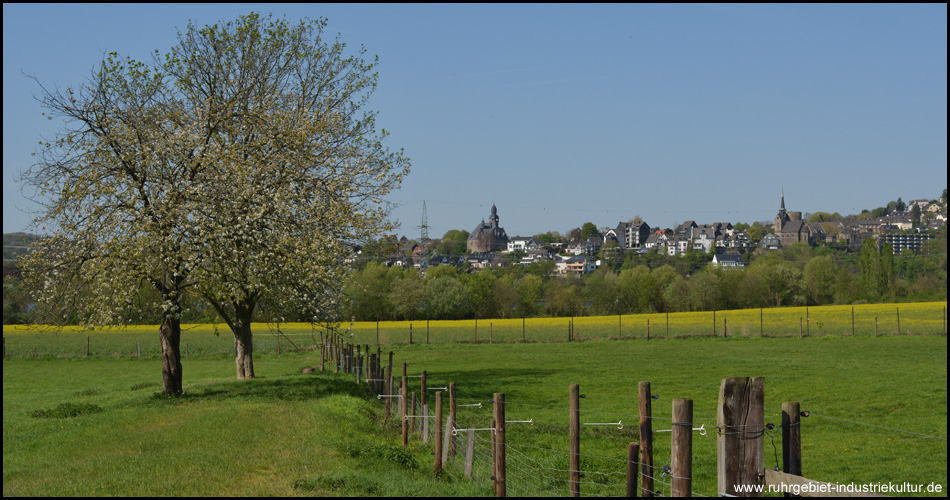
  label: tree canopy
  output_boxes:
[20,13,409,385]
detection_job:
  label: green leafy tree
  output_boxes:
[515,274,544,316]
[388,269,424,321]
[878,242,894,298]
[492,274,519,319]
[580,222,600,240]
[424,276,470,320]
[438,229,470,255]
[859,238,880,301]
[688,271,722,311]
[467,270,498,319]
[803,255,838,305]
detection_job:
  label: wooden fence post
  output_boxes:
[781,401,802,499]
[671,398,693,497]
[713,310,716,337]
[494,392,506,497]
[647,319,651,340]
[410,324,413,345]
[402,363,408,448]
[421,370,428,417]
[639,381,655,497]
[136,343,140,359]
[490,323,493,344]
[385,361,393,420]
[851,307,855,336]
[523,315,526,342]
[760,308,763,337]
[666,312,670,339]
[897,307,901,335]
[627,442,640,497]
[411,392,417,432]
[450,383,457,457]
[724,318,728,339]
[464,426,476,479]
[435,391,443,476]
[569,384,580,497]
[875,317,878,337]
[717,377,765,497]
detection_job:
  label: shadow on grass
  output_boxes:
[148,372,372,406]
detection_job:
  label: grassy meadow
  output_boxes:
[3,302,947,496]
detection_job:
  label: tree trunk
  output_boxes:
[159,314,183,395]
[234,310,255,380]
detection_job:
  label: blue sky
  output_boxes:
[3,4,947,239]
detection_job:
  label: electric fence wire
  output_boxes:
[808,413,947,441]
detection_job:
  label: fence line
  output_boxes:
[4,302,945,358]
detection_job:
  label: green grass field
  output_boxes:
[3,330,947,496]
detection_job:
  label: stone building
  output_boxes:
[467,204,510,253]
[772,192,824,247]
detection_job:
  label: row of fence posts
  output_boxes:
[2,306,944,359]
[315,331,811,499]
[376,306,946,345]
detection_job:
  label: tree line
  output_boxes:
[341,232,946,322]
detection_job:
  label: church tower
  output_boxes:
[774,191,790,232]
[489,203,499,229]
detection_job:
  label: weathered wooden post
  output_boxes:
[464,426,476,479]
[897,307,901,335]
[724,317,728,339]
[760,308,764,337]
[402,363,408,448]
[717,377,765,497]
[627,442,640,497]
[411,392,417,432]
[672,398,693,497]
[781,402,802,498]
[385,361,393,420]
[494,392,506,497]
[851,307,855,336]
[450,383,457,457]
[569,384,580,497]
[435,391,443,476]
[875,316,878,337]
[421,370,427,416]
[490,322,493,344]
[647,318,651,340]
[523,314,526,342]
[639,381,655,497]
[136,343,140,359]
[713,310,716,337]
[410,324,413,345]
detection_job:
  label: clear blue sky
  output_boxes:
[4,4,947,239]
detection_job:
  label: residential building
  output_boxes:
[712,253,744,268]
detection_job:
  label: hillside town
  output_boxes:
[362,192,948,276]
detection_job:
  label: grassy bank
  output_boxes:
[3,331,946,496]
